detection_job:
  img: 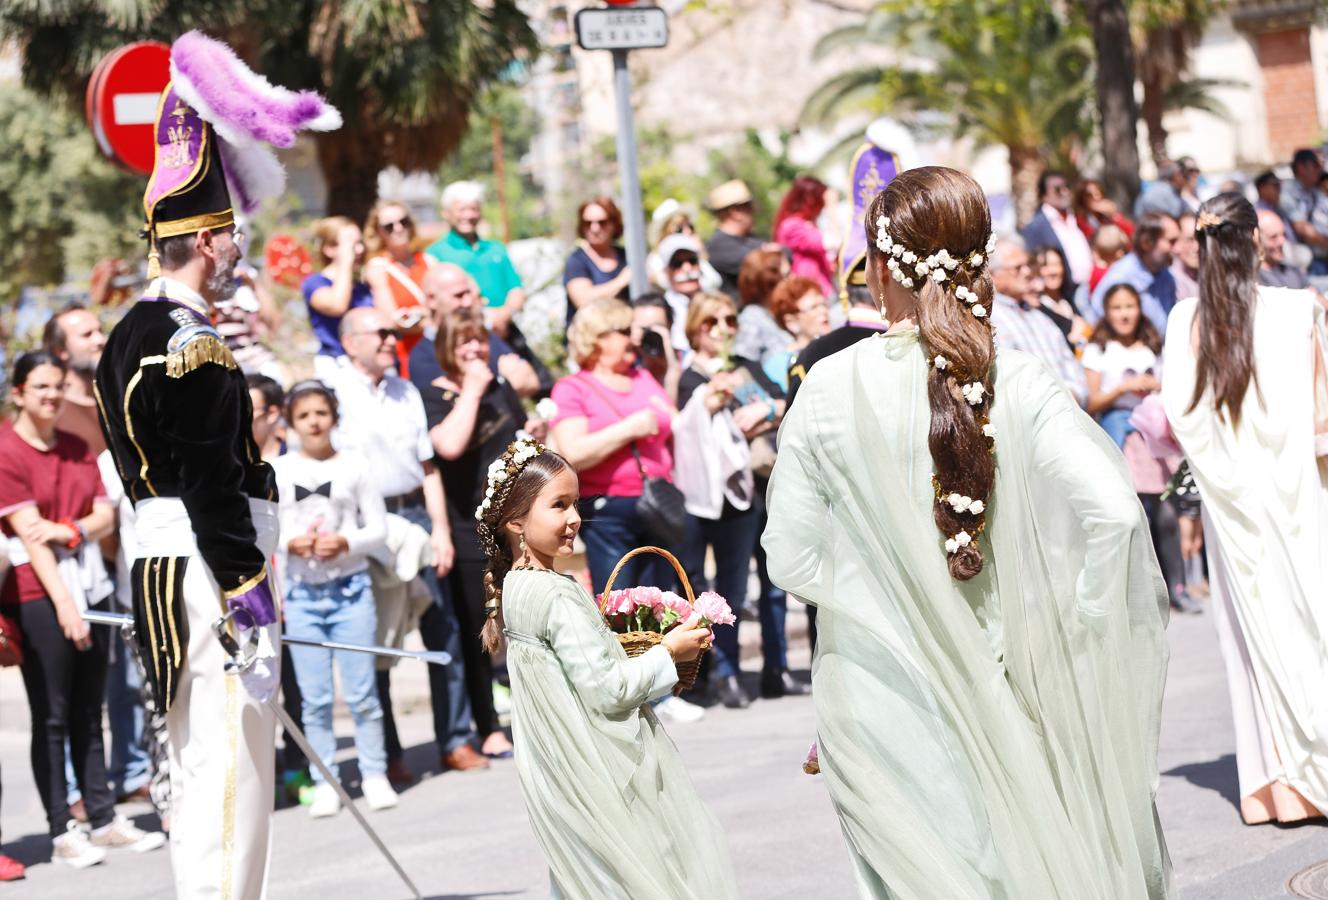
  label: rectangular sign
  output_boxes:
[575,6,668,51]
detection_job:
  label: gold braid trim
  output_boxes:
[166,334,238,379]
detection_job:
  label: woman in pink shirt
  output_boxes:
[551,299,678,594]
[774,176,836,295]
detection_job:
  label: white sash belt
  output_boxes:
[134,497,279,560]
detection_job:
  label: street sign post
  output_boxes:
[85,41,171,175]
[575,5,670,300]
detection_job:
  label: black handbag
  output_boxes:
[629,444,688,547]
[579,373,688,548]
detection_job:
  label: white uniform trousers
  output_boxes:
[136,497,280,900]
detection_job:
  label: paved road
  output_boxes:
[1,606,1324,898]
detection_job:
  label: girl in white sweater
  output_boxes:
[271,381,393,816]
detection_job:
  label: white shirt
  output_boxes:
[1042,204,1093,286]
[1080,340,1158,411]
[271,450,386,585]
[324,360,434,499]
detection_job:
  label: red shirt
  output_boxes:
[365,252,433,376]
[0,423,107,604]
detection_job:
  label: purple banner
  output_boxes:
[839,144,900,285]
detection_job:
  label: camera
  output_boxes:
[638,329,666,359]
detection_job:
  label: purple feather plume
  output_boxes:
[170,31,341,149]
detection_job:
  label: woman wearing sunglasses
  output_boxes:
[363,199,432,376]
[563,196,631,328]
[674,292,785,709]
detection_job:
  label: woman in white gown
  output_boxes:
[764,166,1172,899]
[1161,192,1328,825]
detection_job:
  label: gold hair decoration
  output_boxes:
[1195,211,1223,233]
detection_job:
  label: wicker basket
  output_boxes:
[600,546,704,694]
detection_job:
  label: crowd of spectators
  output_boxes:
[4,149,1327,874]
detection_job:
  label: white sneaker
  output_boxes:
[89,815,167,853]
[361,775,398,811]
[52,821,106,869]
[654,695,706,724]
[308,783,341,818]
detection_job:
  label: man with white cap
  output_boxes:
[705,180,770,301]
[658,232,707,352]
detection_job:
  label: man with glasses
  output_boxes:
[1021,170,1093,295]
[659,233,706,352]
[989,236,1087,406]
[705,180,769,301]
[94,39,338,896]
[325,306,490,779]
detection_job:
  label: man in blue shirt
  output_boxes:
[1088,212,1180,334]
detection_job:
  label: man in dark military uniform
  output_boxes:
[94,32,338,899]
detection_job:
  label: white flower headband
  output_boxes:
[475,438,545,521]
[875,215,996,319]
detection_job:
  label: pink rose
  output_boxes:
[693,591,735,626]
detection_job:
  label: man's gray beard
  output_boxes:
[67,354,98,380]
[206,255,239,302]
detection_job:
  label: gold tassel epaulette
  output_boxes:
[165,334,238,378]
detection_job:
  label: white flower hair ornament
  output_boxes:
[961,381,987,406]
[874,216,994,314]
[944,530,973,555]
[475,438,546,521]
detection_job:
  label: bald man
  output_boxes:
[325,305,489,777]
[409,264,544,399]
[1257,207,1310,290]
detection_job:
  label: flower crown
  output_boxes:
[475,438,546,522]
[875,215,997,319]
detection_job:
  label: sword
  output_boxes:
[210,611,424,900]
[82,610,451,666]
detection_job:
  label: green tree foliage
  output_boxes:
[0,82,141,304]
[799,0,1095,226]
[437,83,553,241]
[0,0,540,223]
[1133,0,1230,166]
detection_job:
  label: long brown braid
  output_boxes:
[865,167,998,580]
[474,441,573,654]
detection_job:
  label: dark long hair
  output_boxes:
[1088,283,1163,355]
[1188,192,1261,426]
[866,167,997,581]
[474,446,574,654]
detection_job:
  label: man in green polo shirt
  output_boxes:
[426,180,526,336]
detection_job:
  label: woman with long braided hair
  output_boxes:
[764,167,1172,898]
[1162,191,1328,825]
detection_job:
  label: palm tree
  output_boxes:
[800,0,1095,227]
[0,1,539,222]
[1133,0,1226,167]
[1084,0,1142,213]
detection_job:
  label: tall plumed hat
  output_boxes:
[143,31,341,275]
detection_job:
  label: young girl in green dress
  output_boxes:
[476,438,739,900]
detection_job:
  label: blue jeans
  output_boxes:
[106,629,151,795]
[385,501,475,756]
[1098,407,1135,449]
[1311,257,1328,277]
[679,508,761,680]
[580,495,680,596]
[286,571,386,783]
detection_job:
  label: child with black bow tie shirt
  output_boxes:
[270,380,394,817]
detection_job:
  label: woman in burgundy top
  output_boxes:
[0,352,129,860]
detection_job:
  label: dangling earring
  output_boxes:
[518,533,529,565]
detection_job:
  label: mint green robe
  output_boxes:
[764,332,1172,899]
[501,568,740,900]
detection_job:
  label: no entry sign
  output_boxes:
[85,41,171,175]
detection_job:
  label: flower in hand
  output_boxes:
[693,591,736,627]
